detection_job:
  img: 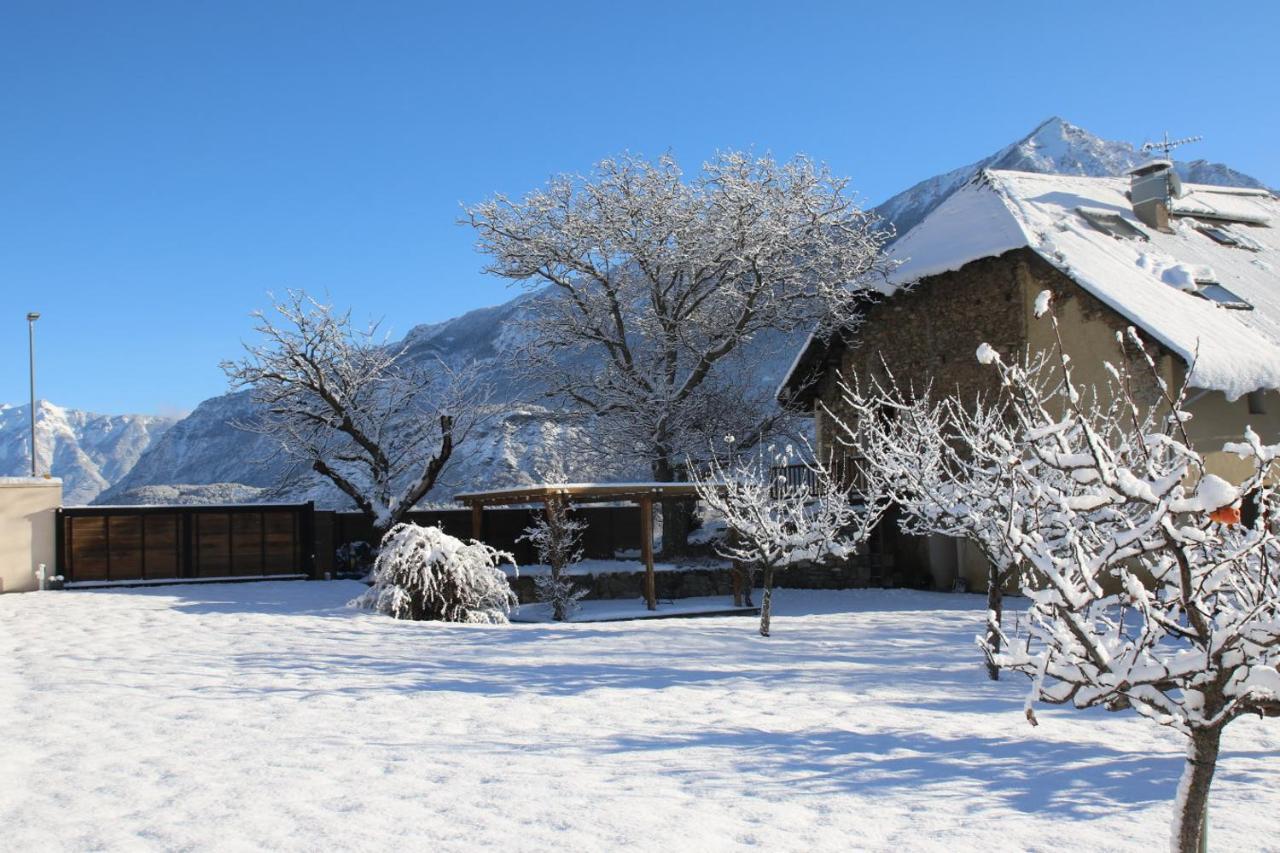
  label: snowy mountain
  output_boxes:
[874,117,1268,239]
[0,402,177,505]
[97,117,1274,509]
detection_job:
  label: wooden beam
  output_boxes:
[470,503,483,540]
[639,496,655,611]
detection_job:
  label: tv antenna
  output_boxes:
[1140,132,1202,160]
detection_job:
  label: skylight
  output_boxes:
[1191,271,1252,310]
[1194,221,1262,251]
[1076,207,1149,241]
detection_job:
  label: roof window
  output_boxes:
[1194,221,1262,251]
[1190,270,1252,310]
[1077,207,1149,241]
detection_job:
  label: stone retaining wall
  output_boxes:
[509,552,904,604]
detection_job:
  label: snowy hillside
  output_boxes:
[0,402,177,505]
[874,116,1268,239]
[98,117,1274,509]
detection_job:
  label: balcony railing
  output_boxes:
[769,457,866,500]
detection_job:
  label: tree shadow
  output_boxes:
[600,726,1189,819]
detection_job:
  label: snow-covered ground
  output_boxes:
[1,582,1276,852]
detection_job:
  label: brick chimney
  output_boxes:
[1129,159,1181,231]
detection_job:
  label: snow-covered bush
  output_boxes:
[692,440,883,637]
[351,523,517,623]
[519,500,587,621]
[879,293,1279,852]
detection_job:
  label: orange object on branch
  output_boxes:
[1209,505,1241,525]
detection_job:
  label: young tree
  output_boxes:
[925,295,1278,851]
[830,368,1038,680]
[352,522,517,623]
[466,151,894,552]
[519,498,588,621]
[223,290,485,544]
[692,440,884,637]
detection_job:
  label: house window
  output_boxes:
[1247,390,1266,415]
[1077,207,1149,241]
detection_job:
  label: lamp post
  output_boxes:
[27,312,40,477]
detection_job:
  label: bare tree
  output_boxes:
[868,293,1279,851]
[466,151,893,552]
[223,290,485,545]
[692,439,884,637]
[831,368,1034,680]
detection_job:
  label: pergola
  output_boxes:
[454,482,706,611]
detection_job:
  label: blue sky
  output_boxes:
[2,0,1277,414]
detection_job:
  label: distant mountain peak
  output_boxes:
[873,117,1269,239]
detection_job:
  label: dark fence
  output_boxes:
[58,502,642,584]
[57,503,314,584]
[317,505,642,574]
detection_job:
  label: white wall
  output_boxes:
[0,478,62,594]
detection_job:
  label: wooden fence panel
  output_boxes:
[58,504,314,584]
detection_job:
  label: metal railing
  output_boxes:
[769,457,866,499]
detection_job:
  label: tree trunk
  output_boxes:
[652,454,692,557]
[1171,726,1222,853]
[759,565,774,637]
[984,566,1004,682]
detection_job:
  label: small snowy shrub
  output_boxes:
[351,523,517,623]
[519,500,587,621]
[334,540,374,579]
[692,440,883,637]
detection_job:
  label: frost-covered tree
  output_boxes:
[830,368,1037,680]
[519,499,587,621]
[352,523,517,623]
[466,151,893,551]
[692,440,883,637]
[913,294,1279,852]
[223,290,484,544]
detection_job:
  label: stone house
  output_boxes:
[778,165,1280,590]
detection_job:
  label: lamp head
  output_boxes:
[26,312,40,322]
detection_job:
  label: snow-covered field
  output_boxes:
[1,582,1276,852]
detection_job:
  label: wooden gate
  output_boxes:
[56,503,315,585]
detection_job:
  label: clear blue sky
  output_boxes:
[2,0,1276,415]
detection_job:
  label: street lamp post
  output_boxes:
[27,312,40,477]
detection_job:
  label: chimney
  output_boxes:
[1129,159,1181,231]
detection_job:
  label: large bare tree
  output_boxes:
[466,151,892,551]
[223,290,484,545]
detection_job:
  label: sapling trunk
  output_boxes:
[1172,726,1221,853]
[759,565,775,637]
[551,564,567,622]
[984,567,1004,681]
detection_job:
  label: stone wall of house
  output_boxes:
[814,246,1185,457]
[814,249,1031,456]
[810,247,1189,592]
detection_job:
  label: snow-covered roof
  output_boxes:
[884,170,1280,399]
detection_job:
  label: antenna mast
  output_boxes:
[1140,131,1202,160]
